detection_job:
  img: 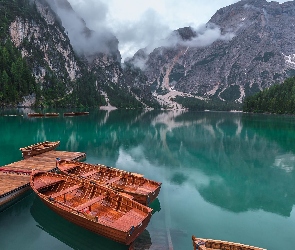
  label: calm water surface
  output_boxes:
[0,109,295,250]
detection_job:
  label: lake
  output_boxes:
[0,109,295,250]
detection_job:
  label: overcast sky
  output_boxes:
[67,0,287,61]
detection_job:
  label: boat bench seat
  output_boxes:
[36,179,64,190]
[50,184,81,198]
[115,210,144,231]
[105,176,121,185]
[75,195,105,211]
[81,170,98,178]
[137,186,153,194]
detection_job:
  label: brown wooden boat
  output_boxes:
[27,113,44,117]
[30,171,153,245]
[56,160,161,206]
[63,112,89,117]
[20,141,60,159]
[45,113,59,117]
[192,236,266,250]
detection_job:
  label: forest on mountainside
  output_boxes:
[0,0,151,109]
[0,1,39,105]
[175,96,242,111]
[0,0,102,107]
[243,77,295,114]
[0,40,39,104]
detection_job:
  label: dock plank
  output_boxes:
[0,173,30,196]
[0,150,86,200]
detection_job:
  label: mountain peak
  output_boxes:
[174,27,197,41]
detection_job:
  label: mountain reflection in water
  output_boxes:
[1,109,295,249]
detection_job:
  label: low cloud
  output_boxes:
[44,0,286,64]
[129,23,235,70]
[183,23,235,47]
[43,0,234,64]
[156,23,235,49]
[113,9,171,62]
[117,11,234,64]
[43,0,118,59]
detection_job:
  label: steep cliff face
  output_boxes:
[40,0,122,84]
[9,0,80,85]
[47,0,121,60]
[130,0,295,104]
[3,0,154,108]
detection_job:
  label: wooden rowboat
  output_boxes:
[30,197,129,250]
[57,160,161,206]
[20,141,60,159]
[45,113,59,117]
[27,112,44,117]
[63,112,89,116]
[192,236,266,250]
[30,171,153,245]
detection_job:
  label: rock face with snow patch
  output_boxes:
[129,0,295,103]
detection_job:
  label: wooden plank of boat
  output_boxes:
[30,171,153,245]
[27,113,44,117]
[63,112,89,117]
[192,236,266,250]
[63,112,75,117]
[20,141,60,159]
[105,176,122,185]
[50,184,81,199]
[57,159,161,206]
[75,112,89,116]
[45,113,59,117]
[75,195,105,211]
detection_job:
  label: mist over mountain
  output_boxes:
[1,0,158,108]
[2,0,295,110]
[42,0,120,62]
[127,0,295,107]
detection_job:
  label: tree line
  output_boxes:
[0,40,38,105]
[175,96,242,111]
[243,76,295,114]
[0,0,149,109]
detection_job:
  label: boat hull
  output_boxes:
[37,191,151,245]
[113,185,161,206]
[192,236,266,250]
[20,141,60,159]
[63,112,89,117]
[57,160,162,206]
[31,172,153,245]
[45,113,59,117]
[27,113,44,117]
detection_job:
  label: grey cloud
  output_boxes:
[129,23,234,70]
[44,0,118,60]
[181,23,235,47]
[114,9,171,61]
[42,0,235,64]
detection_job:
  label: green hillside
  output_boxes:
[243,77,295,114]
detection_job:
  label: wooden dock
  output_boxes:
[0,150,86,211]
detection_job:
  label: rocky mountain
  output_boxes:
[1,0,157,108]
[4,0,295,110]
[128,0,295,108]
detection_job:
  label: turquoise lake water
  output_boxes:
[0,109,295,250]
